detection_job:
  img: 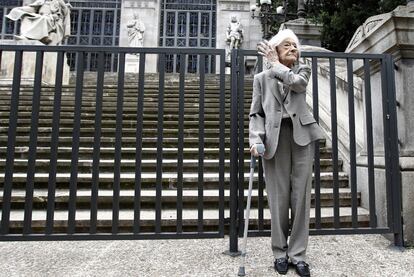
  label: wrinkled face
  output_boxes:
[276,38,299,68]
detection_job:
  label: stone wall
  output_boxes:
[345,4,414,245]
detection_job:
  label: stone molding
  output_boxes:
[219,0,250,11]
[346,5,414,57]
[123,0,156,9]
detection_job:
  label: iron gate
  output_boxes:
[227,49,403,254]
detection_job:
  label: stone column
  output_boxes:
[279,18,322,47]
[346,4,414,245]
[276,0,322,47]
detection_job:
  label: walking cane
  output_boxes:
[238,143,265,276]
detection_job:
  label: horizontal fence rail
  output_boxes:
[0,45,228,240]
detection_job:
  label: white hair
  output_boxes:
[268,29,301,57]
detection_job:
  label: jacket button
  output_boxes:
[293,113,296,117]
[285,101,289,105]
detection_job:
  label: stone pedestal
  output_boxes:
[280,18,322,47]
[0,40,70,85]
[125,54,141,73]
[346,4,414,245]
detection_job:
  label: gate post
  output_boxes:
[384,55,404,246]
[226,49,241,255]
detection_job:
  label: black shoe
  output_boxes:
[274,257,289,275]
[295,261,310,277]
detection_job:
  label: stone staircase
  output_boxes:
[0,74,369,234]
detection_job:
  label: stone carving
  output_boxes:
[126,13,145,49]
[347,16,384,50]
[225,15,244,60]
[6,0,72,45]
[346,4,414,51]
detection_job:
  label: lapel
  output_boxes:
[266,74,283,105]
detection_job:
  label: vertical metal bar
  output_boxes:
[155,53,166,233]
[329,57,340,228]
[347,58,358,228]
[198,54,205,233]
[134,53,146,234]
[23,50,44,234]
[257,55,263,73]
[363,58,377,228]
[218,52,226,236]
[312,57,321,229]
[238,51,246,236]
[1,50,22,234]
[90,51,105,234]
[381,59,393,231]
[229,49,239,253]
[258,158,264,231]
[176,54,185,234]
[68,51,85,234]
[383,55,404,246]
[112,53,125,234]
[46,51,64,234]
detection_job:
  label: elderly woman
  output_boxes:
[249,29,324,277]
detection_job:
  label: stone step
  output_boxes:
[0,111,235,121]
[3,126,234,136]
[0,92,242,101]
[0,158,342,173]
[0,188,360,209]
[0,84,240,91]
[0,137,229,149]
[0,118,236,128]
[0,206,370,233]
[0,106,237,115]
[0,171,350,189]
[0,99,237,109]
[0,146,334,160]
[0,90,238,97]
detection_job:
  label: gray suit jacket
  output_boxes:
[249,63,324,160]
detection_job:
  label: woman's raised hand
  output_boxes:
[257,40,279,65]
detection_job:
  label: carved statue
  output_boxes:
[126,13,145,49]
[226,16,244,50]
[6,0,72,45]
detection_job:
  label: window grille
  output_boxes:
[0,0,22,40]
[160,0,217,73]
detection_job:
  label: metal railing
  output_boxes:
[228,49,403,254]
[0,45,403,250]
[0,45,227,240]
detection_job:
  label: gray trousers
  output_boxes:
[263,118,313,264]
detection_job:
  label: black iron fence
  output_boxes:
[0,45,227,240]
[229,49,403,254]
[0,45,403,251]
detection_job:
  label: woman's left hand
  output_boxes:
[257,40,279,65]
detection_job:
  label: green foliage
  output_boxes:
[305,0,406,51]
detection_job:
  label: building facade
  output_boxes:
[1,0,262,73]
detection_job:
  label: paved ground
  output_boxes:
[0,234,412,277]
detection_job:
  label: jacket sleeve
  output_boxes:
[249,75,265,147]
[267,63,311,93]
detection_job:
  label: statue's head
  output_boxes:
[133,12,139,19]
[231,15,238,22]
